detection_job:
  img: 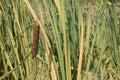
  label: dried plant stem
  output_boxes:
[0,52,31,80]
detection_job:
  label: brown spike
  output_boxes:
[32,22,39,57]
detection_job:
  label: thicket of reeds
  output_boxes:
[0,0,120,80]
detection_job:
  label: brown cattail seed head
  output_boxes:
[32,22,39,57]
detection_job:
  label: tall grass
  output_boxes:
[0,0,120,80]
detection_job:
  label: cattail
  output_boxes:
[32,22,39,57]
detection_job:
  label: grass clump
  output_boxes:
[0,0,120,80]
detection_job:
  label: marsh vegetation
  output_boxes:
[0,0,120,80]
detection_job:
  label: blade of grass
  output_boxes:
[54,0,67,80]
[84,3,91,65]
[77,7,84,80]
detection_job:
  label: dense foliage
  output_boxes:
[0,0,120,80]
